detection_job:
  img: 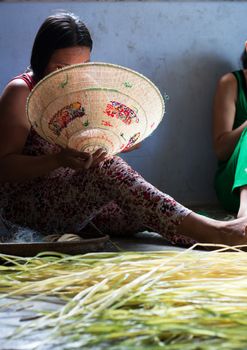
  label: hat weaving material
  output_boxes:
[27,62,165,155]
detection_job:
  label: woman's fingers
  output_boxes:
[68,148,107,170]
[56,147,108,170]
[65,147,91,160]
[84,154,93,169]
[92,148,106,158]
[91,149,108,166]
[93,153,108,166]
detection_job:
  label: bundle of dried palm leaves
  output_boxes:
[1,244,247,349]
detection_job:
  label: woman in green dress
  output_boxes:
[214,42,247,217]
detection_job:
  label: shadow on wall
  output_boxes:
[160,53,234,155]
[132,53,235,205]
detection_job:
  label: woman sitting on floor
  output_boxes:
[1,12,247,246]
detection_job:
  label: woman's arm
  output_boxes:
[0,80,106,183]
[213,72,247,162]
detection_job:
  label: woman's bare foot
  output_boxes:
[177,212,247,246]
[217,216,247,245]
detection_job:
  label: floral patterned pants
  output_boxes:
[1,156,194,245]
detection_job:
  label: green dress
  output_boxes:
[215,70,247,212]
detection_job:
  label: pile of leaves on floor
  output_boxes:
[0,243,247,349]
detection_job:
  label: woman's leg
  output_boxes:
[177,211,247,246]
[1,156,191,244]
[97,157,247,246]
[3,156,247,246]
[91,201,146,236]
[94,156,195,245]
[237,186,247,218]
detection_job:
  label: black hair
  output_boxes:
[241,48,247,69]
[30,12,93,80]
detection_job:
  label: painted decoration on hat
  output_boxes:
[27,62,165,155]
[48,102,86,136]
[125,132,141,149]
[104,101,139,125]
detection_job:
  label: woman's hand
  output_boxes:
[55,148,107,171]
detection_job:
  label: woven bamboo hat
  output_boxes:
[27,62,165,155]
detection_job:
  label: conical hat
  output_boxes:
[27,62,165,155]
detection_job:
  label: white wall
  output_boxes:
[0,1,246,205]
